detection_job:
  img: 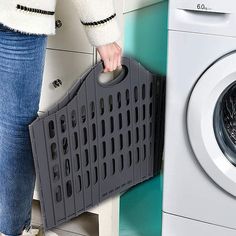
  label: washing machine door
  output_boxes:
[187,51,236,196]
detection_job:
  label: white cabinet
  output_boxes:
[38,50,93,112]
[32,0,124,235]
[47,0,93,53]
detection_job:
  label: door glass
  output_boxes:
[214,81,236,165]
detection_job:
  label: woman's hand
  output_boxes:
[96,42,123,72]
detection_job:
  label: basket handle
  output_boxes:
[95,56,129,87]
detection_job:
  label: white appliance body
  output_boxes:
[162,0,236,235]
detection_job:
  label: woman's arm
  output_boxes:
[71,0,122,72]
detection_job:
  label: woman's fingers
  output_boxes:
[113,45,118,71]
[96,42,123,72]
[103,57,110,72]
[114,42,122,68]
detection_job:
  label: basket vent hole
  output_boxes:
[109,95,113,111]
[92,123,96,140]
[65,159,70,176]
[120,134,123,150]
[150,82,153,98]
[143,104,146,120]
[73,132,78,150]
[53,165,60,181]
[77,175,82,192]
[86,171,90,188]
[48,120,55,138]
[100,98,104,115]
[126,89,130,105]
[149,122,152,138]
[71,110,77,127]
[136,127,139,143]
[134,86,138,102]
[119,154,124,172]
[101,120,105,137]
[76,154,80,171]
[85,149,89,166]
[149,102,153,118]
[83,127,87,145]
[110,116,114,133]
[90,101,95,119]
[93,145,97,162]
[117,92,121,108]
[102,162,107,179]
[111,138,115,154]
[66,180,72,197]
[55,185,62,202]
[51,142,57,160]
[119,113,122,129]
[143,144,146,160]
[62,137,68,154]
[60,115,66,133]
[112,158,115,175]
[142,84,146,100]
[94,167,98,184]
[135,107,139,123]
[143,125,146,140]
[127,110,130,126]
[102,141,106,157]
[128,130,131,146]
[81,105,86,123]
[128,151,132,167]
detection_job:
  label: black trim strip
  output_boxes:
[81,13,116,26]
[16,4,55,15]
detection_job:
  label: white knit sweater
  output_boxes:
[0,0,121,47]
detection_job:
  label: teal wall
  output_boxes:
[122,1,168,76]
[119,1,168,236]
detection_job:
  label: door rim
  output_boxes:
[187,52,236,196]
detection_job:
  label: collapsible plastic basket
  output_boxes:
[29,55,165,230]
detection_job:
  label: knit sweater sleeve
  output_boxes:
[71,0,121,47]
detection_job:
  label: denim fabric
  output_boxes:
[0,23,47,235]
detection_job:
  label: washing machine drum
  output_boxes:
[187,51,236,196]
[214,82,236,165]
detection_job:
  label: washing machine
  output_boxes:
[162,0,236,235]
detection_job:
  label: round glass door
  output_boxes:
[214,82,236,165]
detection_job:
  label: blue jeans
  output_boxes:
[0,23,47,235]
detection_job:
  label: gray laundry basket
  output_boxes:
[29,55,165,231]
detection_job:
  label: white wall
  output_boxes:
[123,0,165,13]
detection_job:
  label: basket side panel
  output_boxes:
[56,106,76,220]
[30,119,56,228]
[67,95,85,215]
[77,83,93,209]
[44,114,66,225]
[85,72,100,206]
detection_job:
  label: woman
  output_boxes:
[0,0,123,235]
